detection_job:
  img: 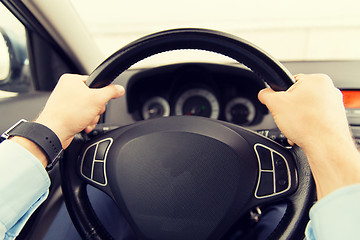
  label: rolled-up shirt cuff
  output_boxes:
[0,140,50,234]
[306,183,360,240]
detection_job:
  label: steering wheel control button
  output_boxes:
[93,162,106,184]
[82,145,96,178]
[255,145,273,170]
[95,140,111,160]
[273,153,290,193]
[80,138,113,186]
[256,172,274,197]
[254,143,291,198]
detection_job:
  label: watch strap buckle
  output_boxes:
[1,119,27,142]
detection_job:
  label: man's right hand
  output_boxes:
[258,74,360,199]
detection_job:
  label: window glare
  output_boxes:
[71,0,360,61]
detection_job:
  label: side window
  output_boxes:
[0,3,33,98]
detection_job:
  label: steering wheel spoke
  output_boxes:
[218,122,299,205]
[79,137,114,195]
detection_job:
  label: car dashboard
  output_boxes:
[107,62,277,131]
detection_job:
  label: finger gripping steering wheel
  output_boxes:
[60,28,315,240]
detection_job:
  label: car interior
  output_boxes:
[0,0,360,240]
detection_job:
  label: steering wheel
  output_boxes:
[60,28,315,240]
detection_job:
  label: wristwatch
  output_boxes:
[0,119,64,170]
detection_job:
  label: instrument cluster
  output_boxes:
[126,63,268,126]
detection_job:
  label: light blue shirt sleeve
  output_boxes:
[0,140,50,240]
[305,183,360,240]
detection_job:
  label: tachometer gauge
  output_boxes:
[225,97,256,125]
[175,88,219,119]
[142,97,170,120]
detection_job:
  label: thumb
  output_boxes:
[258,88,287,115]
[258,88,276,105]
[95,84,125,103]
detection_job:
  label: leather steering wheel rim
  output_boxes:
[60,28,315,240]
[86,28,294,90]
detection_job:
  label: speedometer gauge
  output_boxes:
[225,97,256,125]
[175,88,219,119]
[142,97,170,120]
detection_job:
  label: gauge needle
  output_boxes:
[186,107,196,116]
[186,106,206,115]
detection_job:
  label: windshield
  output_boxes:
[71,0,360,61]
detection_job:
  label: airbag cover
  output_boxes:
[111,130,257,240]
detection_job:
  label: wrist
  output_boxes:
[1,119,64,170]
[10,136,48,168]
[305,137,360,199]
[35,117,68,148]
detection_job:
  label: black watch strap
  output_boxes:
[1,119,63,170]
